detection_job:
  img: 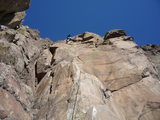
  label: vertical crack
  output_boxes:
[102,89,111,103]
[67,63,81,120]
[49,72,54,94]
[71,81,80,120]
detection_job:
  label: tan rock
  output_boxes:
[36,49,53,82]
[68,32,104,47]
[141,44,160,76]
[0,88,31,120]
[0,63,31,110]
[40,32,160,120]
[0,28,160,120]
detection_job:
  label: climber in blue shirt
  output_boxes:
[66,34,72,44]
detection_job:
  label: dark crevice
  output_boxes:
[49,72,54,94]
[110,77,144,93]
[49,47,58,55]
[106,68,152,93]
[102,88,111,104]
[81,36,94,42]
[49,47,58,65]
[102,89,110,99]
[0,12,15,25]
[37,72,46,84]
[51,57,55,65]
[49,83,52,94]
[102,89,107,99]
[22,47,29,60]
[35,62,38,87]
[35,62,47,85]
[110,83,135,93]
[67,98,71,103]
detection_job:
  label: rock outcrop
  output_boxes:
[0,26,160,120]
[104,29,127,39]
[0,1,160,120]
[0,25,52,120]
[141,44,160,77]
[0,0,30,28]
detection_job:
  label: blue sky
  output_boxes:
[24,0,160,45]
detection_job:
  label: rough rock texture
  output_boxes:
[0,25,160,120]
[141,44,160,76]
[0,0,30,28]
[0,1,160,120]
[104,29,127,39]
[0,25,52,120]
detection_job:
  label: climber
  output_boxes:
[66,34,73,44]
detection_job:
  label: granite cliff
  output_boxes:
[0,1,160,120]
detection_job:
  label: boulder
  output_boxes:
[0,0,30,13]
[0,12,26,29]
[0,0,30,28]
[104,29,127,39]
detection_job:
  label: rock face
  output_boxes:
[0,1,160,120]
[0,0,30,28]
[0,25,160,120]
[141,44,160,77]
[0,25,52,120]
